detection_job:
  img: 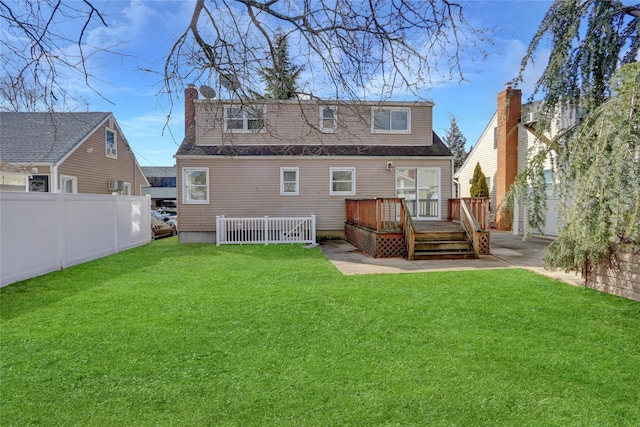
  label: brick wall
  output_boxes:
[587,245,640,302]
[185,84,198,131]
[495,86,521,230]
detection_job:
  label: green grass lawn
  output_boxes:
[1,238,639,426]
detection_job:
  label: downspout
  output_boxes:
[133,151,136,195]
[451,157,456,199]
[52,164,59,193]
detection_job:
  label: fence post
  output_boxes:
[264,216,269,245]
[57,192,65,269]
[216,215,224,246]
[311,215,316,243]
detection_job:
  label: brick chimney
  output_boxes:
[495,85,522,230]
[185,83,198,133]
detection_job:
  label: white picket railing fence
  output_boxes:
[0,192,151,287]
[216,215,316,245]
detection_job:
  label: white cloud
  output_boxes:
[118,111,184,166]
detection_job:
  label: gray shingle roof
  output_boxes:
[141,166,177,178]
[0,112,110,163]
[176,125,452,158]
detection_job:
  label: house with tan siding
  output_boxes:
[175,85,454,243]
[0,112,149,195]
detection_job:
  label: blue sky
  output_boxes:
[59,0,555,166]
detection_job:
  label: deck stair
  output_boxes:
[412,223,476,260]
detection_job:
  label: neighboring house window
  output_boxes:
[330,167,355,195]
[29,175,49,192]
[280,167,299,196]
[148,176,176,187]
[485,177,491,192]
[60,175,77,194]
[122,182,131,195]
[372,108,410,133]
[320,106,337,133]
[543,169,553,187]
[493,127,498,149]
[224,105,265,132]
[183,168,209,204]
[106,128,117,158]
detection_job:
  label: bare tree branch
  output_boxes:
[162,0,490,109]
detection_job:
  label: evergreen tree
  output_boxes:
[470,162,489,198]
[514,0,640,273]
[444,115,468,172]
[259,31,304,100]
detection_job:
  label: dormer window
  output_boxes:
[320,106,337,133]
[106,128,117,158]
[372,107,411,133]
[224,105,266,132]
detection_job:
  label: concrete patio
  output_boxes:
[319,230,583,287]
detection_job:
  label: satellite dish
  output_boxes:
[199,85,216,98]
[220,73,241,91]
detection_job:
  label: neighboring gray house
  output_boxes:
[175,85,454,243]
[141,166,177,209]
[0,112,149,195]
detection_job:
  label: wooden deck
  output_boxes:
[344,199,490,260]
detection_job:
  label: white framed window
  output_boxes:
[319,106,337,133]
[122,182,131,195]
[280,167,299,196]
[330,167,355,195]
[224,105,266,132]
[105,128,117,158]
[372,108,411,133]
[60,175,77,194]
[183,168,209,204]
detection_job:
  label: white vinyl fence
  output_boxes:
[216,215,316,245]
[0,192,151,287]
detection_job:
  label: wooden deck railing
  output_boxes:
[346,198,403,231]
[449,198,490,230]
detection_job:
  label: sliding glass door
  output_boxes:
[396,167,440,220]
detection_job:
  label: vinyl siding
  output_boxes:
[57,117,148,195]
[517,127,558,236]
[195,101,433,147]
[457,113,498,208]
[177,157,451,232]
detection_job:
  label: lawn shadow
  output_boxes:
[0,240,334,321]
[1,238,184,321]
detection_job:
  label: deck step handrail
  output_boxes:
[216,215,316,245]
[459,199,481,257]
[400,199,416,260]
[449,198,490,230]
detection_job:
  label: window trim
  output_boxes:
[182,167,210,204]
[329,167,356,196]
[371,107,411,134]
[60,175,78,194]
[319,106,338,133]
[105,128,117,158]
[280,167,299,196]
[223,104,266,133]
